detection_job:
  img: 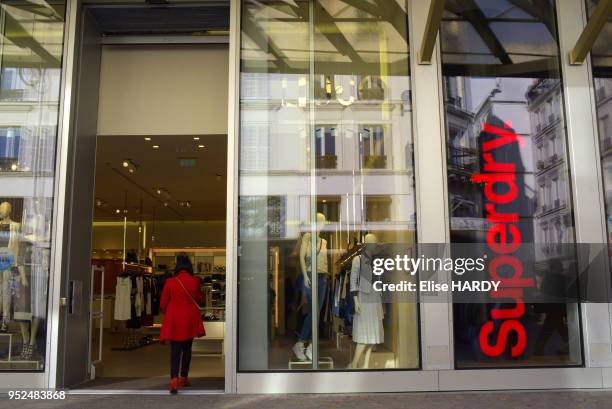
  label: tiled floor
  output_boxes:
[5,390,612,409]
[82,329,224,390]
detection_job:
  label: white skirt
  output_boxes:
[352,292,384,344]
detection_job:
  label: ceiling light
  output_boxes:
[122,159,138,173]
[163,202,168,207]
[193,137,200,141]
[152,145,160,149]
[144,137,151,141]
[10,163,18,171]
[156,188,171,200]
[115,209,121,214]
[198,145,205,149]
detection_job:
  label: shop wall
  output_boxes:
[97,44,229,136]
[92,220,226,249]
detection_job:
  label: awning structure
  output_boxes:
[569,0,611,65]
[242,1,611,73]
[418,0,444,64]
[416,0,611,66]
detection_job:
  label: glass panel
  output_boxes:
[238,0,419,371]
[0,1,66,371]
[441,0,583,368]
[589,1,612,298]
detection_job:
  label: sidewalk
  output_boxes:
[2,390,612,409]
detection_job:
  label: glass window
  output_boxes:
[238,0,419,371]
[315,125,337,169]
[590,0,612,268]
[441,0,582,368]
[0,1,66,371]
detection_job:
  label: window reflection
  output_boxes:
[0,1,65,371]
[590,0,612,267]
[441,0,582,368]
[238,0,419,371]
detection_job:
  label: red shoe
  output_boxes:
[169,377,178,395]
[179,377,191,387]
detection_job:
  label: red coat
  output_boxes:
[159,271,205,341]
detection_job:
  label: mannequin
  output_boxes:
[0,202,34,359]
[22,203,49,360]
[0,202,26,332]
[348,233,384,369]
[292,212,329,362]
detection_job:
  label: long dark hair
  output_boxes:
[174,254,194,276]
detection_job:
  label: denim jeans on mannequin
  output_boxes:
[299,273,327,342]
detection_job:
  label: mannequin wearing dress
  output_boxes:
[348,233,384,369]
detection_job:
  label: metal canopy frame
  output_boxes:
[418,0,444,64]
[569,0,612,65]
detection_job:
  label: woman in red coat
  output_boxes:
[160,255,205,394]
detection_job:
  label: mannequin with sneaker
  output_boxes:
[348,233,384,369]
[292,212,328,362]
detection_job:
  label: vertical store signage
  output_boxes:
[472,117,535,357]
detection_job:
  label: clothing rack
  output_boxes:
[113,268,161,350]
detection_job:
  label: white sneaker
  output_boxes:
[305,344,313,361]
[292,341,307,361]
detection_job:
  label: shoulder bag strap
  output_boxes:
[176,276,200,310]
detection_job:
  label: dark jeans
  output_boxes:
[299,273,327,342]
[170,339,193,378]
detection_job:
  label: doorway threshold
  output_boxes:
[68,389,224,395]
[70,376,224,393]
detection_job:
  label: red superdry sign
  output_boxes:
[472,120,535,358]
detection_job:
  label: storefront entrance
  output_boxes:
[56,2,231,391]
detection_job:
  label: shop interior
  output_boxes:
[80,3,229,390]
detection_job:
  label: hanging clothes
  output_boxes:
[134,276,144,317]
[114,277,132,321]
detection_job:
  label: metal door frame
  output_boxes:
[43,0,240,392]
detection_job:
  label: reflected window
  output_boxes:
[365,196,392,222]
[590,0,612,256]
[360,125,387,169]
[315,126,337,169]
[238,0,419,372]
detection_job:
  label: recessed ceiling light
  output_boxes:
[163,202,168,207]
[198,145,205,149]
[122,159,138,173]
[115,209,121,214]
[193,137,200,141]
[144,137,151,141]
[152,145,160,149]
